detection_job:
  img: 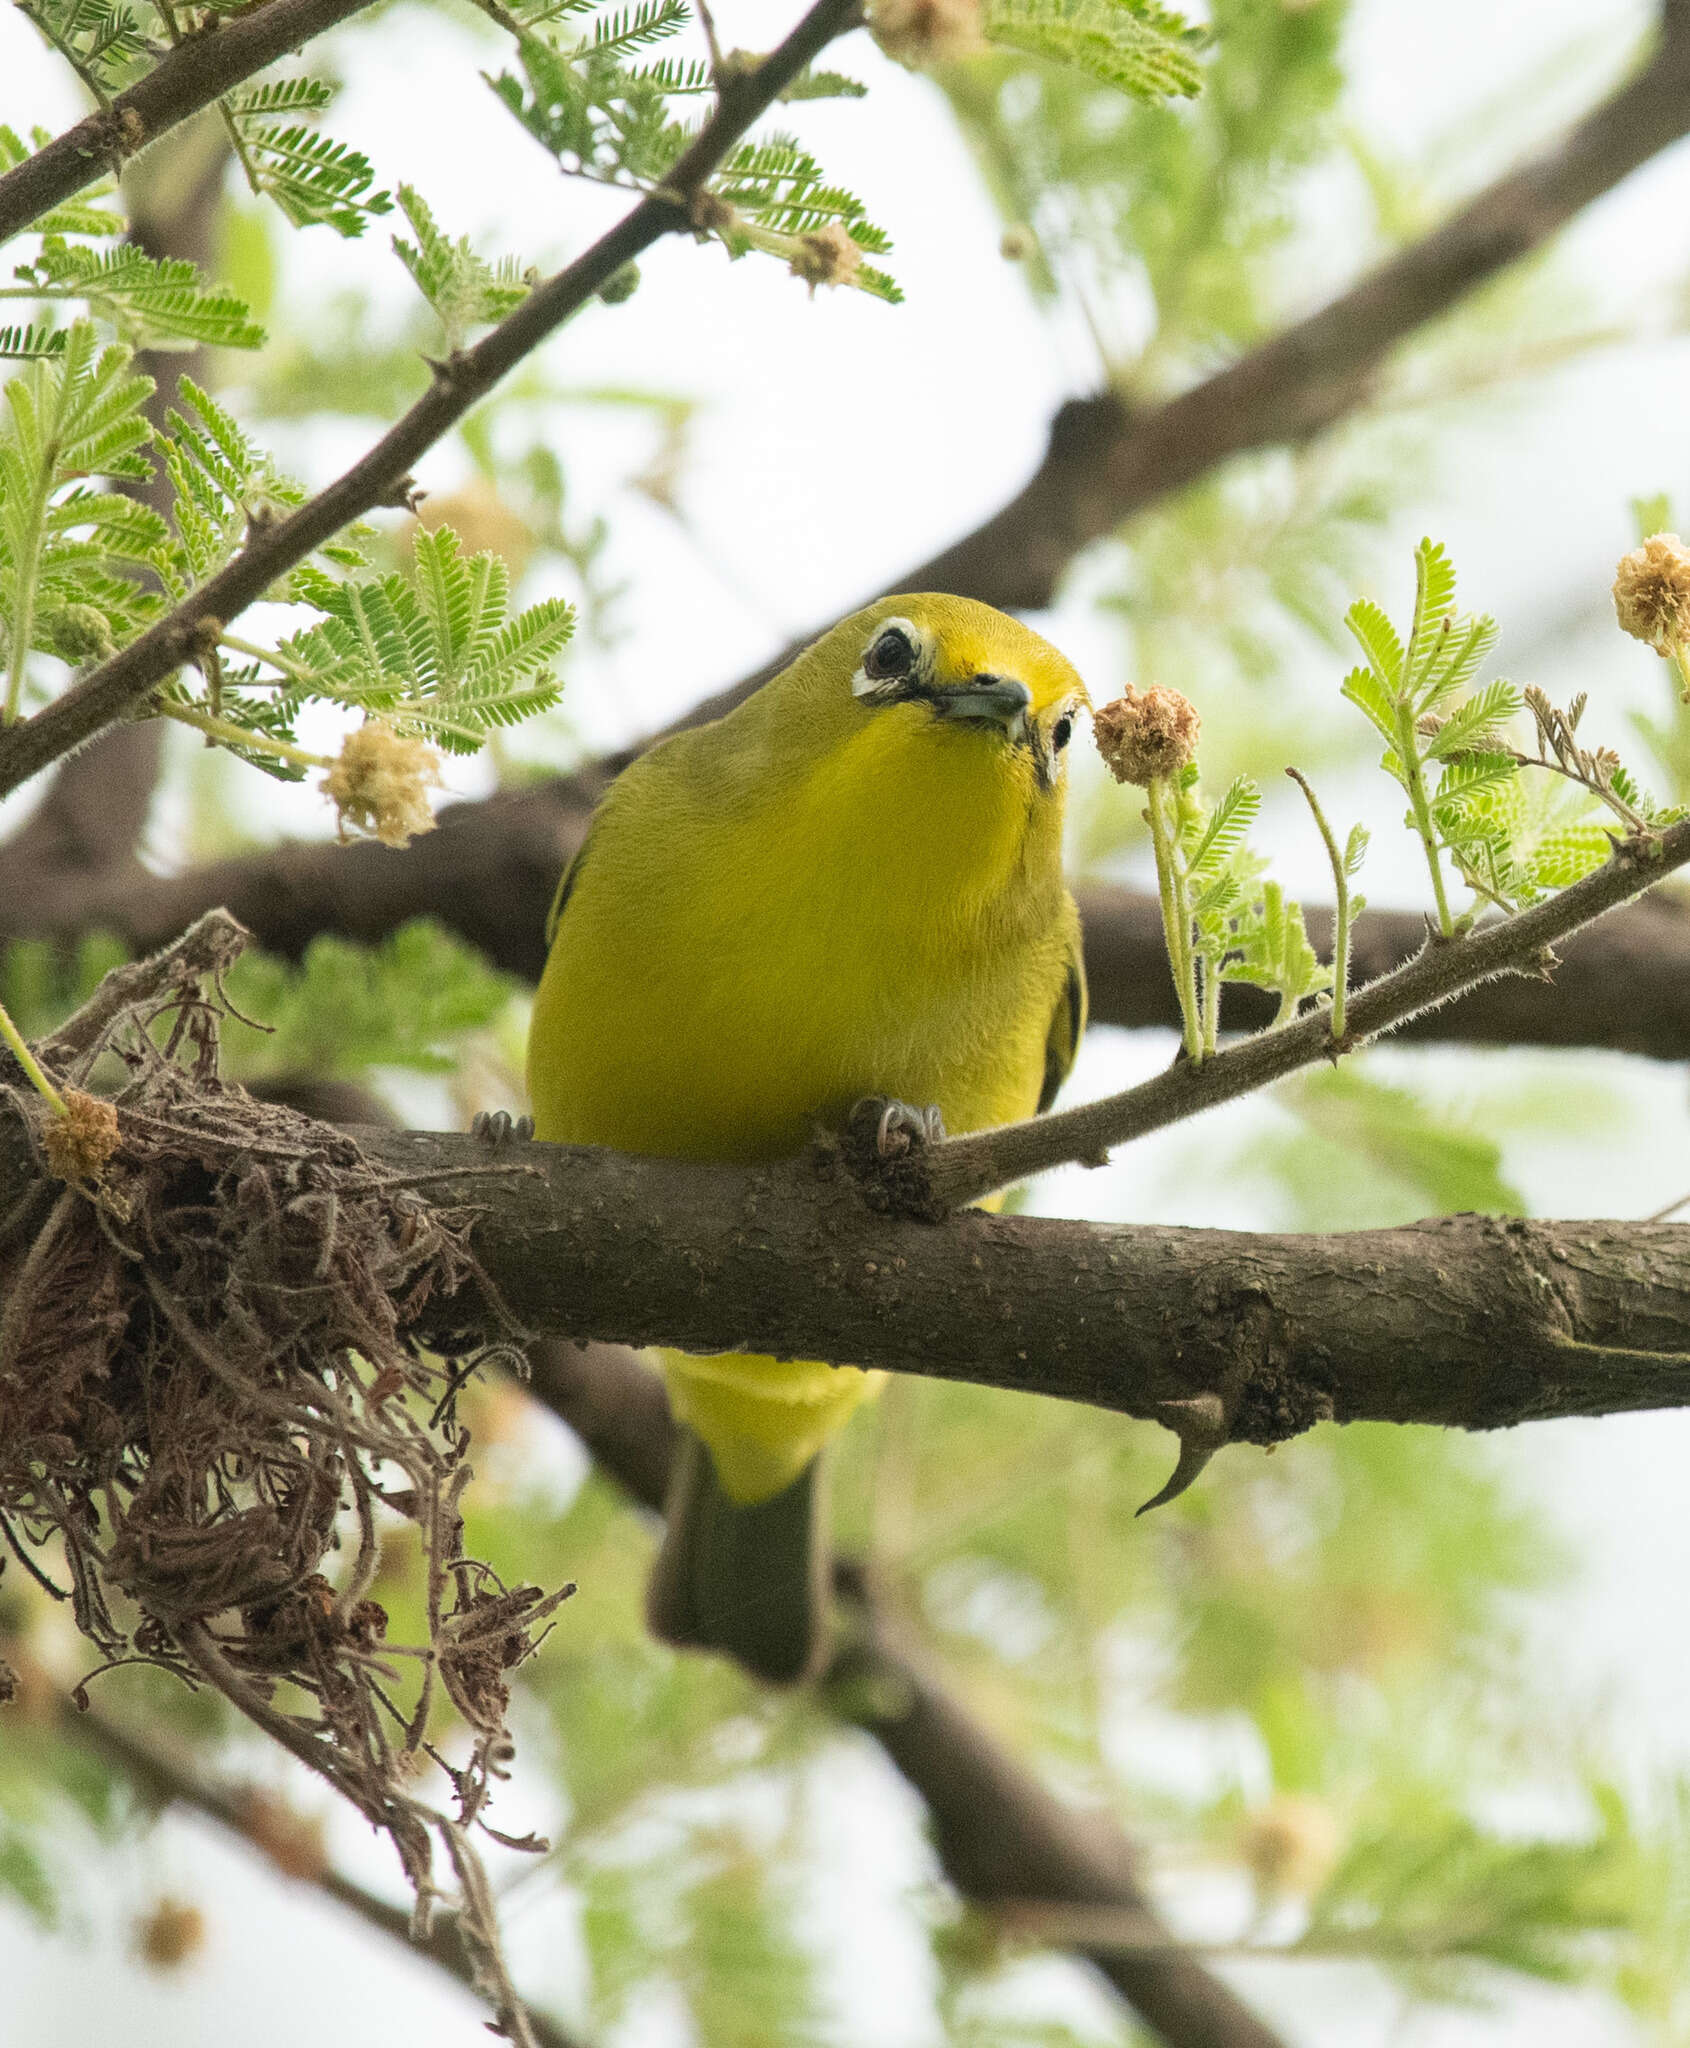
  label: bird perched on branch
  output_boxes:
[527,596,1088,1682]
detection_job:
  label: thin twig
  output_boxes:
[919,816,1690,1210]
[1286,767,1352,1043]
[0,0,386,247]
[0,0,866,801]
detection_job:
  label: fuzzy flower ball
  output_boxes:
[869,0,984,67]
[41,1087,120,1187]
[1239,1794,1342,1899]
[1093,684,1201,785]
[322,720,443,848]
[1613,532,1690,655]
[789,221,862,292]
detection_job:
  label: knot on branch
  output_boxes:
[86,103,145,172]
[832,1095,949,1221]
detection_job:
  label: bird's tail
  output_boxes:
[647,1427,828,1684]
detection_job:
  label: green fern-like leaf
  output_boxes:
[982,0,1204,102]
[780,66,868,101]
[391,187,531,351]
[265,527,574,752]
[231,121,392,237]
[0,322,156,710]
[1426,677,1521,760]
[1345,596,1404,689]
[225,77,337,119]
[589,0,688,61]
[1186,775,1260,881]
[0,325,67,360]
[19,0,148,91]
[1339,662,1397,747]
[1218,880,1329,1006]
[12,242,265,351]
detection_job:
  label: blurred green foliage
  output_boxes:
[4,0,1690,2042]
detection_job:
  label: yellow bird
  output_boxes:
[527,595,1088,1680]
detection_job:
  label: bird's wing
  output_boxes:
[1037,929,1087,1115]
[544,831,593,948]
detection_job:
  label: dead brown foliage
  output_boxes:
[0,911,568,2047]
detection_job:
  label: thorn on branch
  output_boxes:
[1136,1391,1232,1515]
[379,474,425,514]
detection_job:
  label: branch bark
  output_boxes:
[9,1089,1671,1456]
[0,0,383,247]
[592,0,1690,754]
[351,1136,1690,1448]
[0,0,865,801]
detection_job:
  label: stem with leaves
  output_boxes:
[0,0,386,247]
[1144,774,1202,1060]
[0,0,866,801]
[1400,694,1456,937]
[1287,768,1364,1043]
[917,813,1690,1213]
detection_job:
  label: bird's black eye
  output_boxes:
[1052,715,1073,751]
[863,625,917,683]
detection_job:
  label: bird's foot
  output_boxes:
[836,1097,948,1221]
[871,1098,946,1159]
[472,1109,535,1150]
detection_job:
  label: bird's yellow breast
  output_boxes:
[530,697,1073,1162]
[525,595,1084,1503]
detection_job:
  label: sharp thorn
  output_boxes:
[1136,1391,1229,1516]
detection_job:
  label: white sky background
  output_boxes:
[8,0,1690,2041]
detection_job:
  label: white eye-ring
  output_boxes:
[852,618,921,699]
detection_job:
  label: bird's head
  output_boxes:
[836,595,1088,791]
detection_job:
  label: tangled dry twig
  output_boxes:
[0,911,568,2047]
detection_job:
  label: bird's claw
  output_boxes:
[874,1099,946,1159]
[472,1109,535,1150]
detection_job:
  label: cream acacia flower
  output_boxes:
[1093,684,1201,785]
[1613,532,1690,655]
[322,719,443,848]
[869,0,984,67]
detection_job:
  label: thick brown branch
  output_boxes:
[0,0,864,801]
[371,1139,1690,1442]
[0,0,381,246]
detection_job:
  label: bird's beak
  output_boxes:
[934,674,1033,736]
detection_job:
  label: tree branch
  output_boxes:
[20,1663,585,2048]
[0,0,383,247]
[527,1340,1289,2048]
[0,0,865,801]
[17,781,1690,1064]
[347,1136,1690,1448]
[921,821,1690,1210]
